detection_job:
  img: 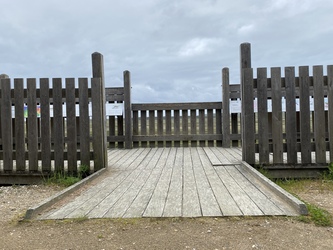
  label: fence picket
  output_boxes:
[328,65,333,162]
[14,79,25,171]
[79,78,90,167]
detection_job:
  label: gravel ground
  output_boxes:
[0,181,333,249]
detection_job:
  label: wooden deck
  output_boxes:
[38,147,303,220]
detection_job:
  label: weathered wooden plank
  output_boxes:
[52,78,64,171]
[66,78,77,173]
[285,67,297,164]
[207,109,214,146]
[198,149,242,216]
[327,65,333,162]
[222,67,230,147]
[140,110,147,147]
[182,109,189,147]
[14,79,25,171]
[143,148,176,217]
[132,134,222,142]
[108,115,116,148]
[40,78,51,171]
[203,147,223,166]
[271,67,283,163]
[124,71,132,149]
[149,110,155,147]
[182,147,201,217]
[163,148,183,217]
[313,66,326,164]
[132,110,139,148]
[165,110,172,147]
[191,147,221,216]
[190,109,197,147]
[215,108,222,147]
[199,109,205,147]
[1,78,13,171]
[117,115,124,148]
[257,68,269,164]
[132,102,222,111]
[78,78,90,166]
[174,110,180,147]
[299,66,312,164]
[241,68,255,164]
[157,110,163,147]
[27,78,38,171]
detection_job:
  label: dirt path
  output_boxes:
[1,181,333,250]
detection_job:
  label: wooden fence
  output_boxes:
[0,76,107,176]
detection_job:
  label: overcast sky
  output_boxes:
[1,0,333,103]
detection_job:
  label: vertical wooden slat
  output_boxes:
[165,110,172,147]
[199,109,205,146]
[124,71,132,149]
[27,78,38,171]
[328,65,333,162]
[271,67,283,164]
[40,78,51,172]
[66,78,77,173]
[149,110,155,147]
[285,67,297,164]
[14,79,25,171]
[141,110,147,147]
[91,77,106,170]
[222,67,230,147]
[182,109,189,147]
[313,65,326,163]
[241,68,255,164]
[257,68,269,164]
[157,110,163,147]
[117,115,124,148]
[79,78,90,167]
[190,109,197,147]
[207,109,214,146]
[53,78,64,171]
[109,115,115,148]
[299,66,312,164]
[215,108,222,147]
[1,78,13,171]
[174,110,180,147]
[133,110,139,148]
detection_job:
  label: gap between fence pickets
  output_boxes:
[240,161,308,215]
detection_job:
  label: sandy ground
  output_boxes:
[0,180,333,250]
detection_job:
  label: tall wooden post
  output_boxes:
[124,70,133,149]
[240,43,255,164]
[92,52,108,169]
[222,67,230,147]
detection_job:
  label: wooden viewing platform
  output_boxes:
[31,147,306,220]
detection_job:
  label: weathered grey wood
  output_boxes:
[165,110,172,147]
[222,67,230,147]
[215,108,222,147]
[91,77,105,170]
[27,78,38,171]
[78,78,90,166]
[66,78,77,172]
[40,78,51,171]
[14,79,25,171]
[199,109,205,146]
[157,110,163,147]
[174,110,180,147]
[328,65,333,162]
[285,67,297,164]
[1,78,13,171]
[271,67,283,163]
[140,110,147,147]
[257,68,269,164]
[132,134,222,142]
[299,66,311,164]
[190,109,197,147]
[124,71,132,149]
[207,109,214,146]
[132,102,222,111]
[182,148,201,217]
[108,115,115,148]
[313,66,326,163]
[117,114,124,148]
[240,42,251,70]
[133,110,139,148]
[203,147,223,165]
[241,68,255,164]
[182,109,189,147]
[149,110,155,147]
[52,78,64,171]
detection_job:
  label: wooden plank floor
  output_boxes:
[38,147,300,220]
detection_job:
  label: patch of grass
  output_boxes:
[298,203,332,226]
[322,162,333,181]
[44,172,81,187]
